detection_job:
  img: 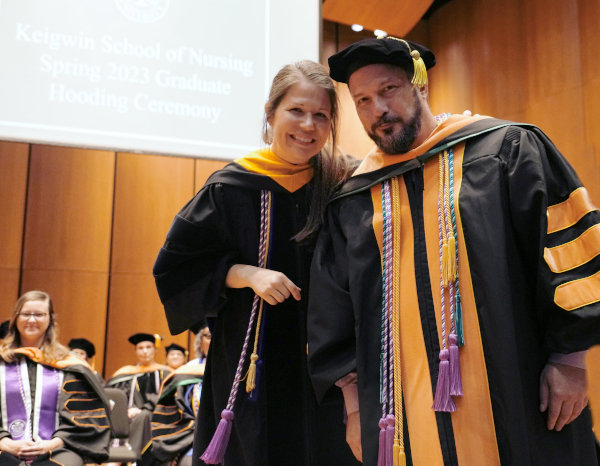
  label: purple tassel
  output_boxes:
[449,334,463,397]
[377,417,387,466]
[432,349,456,412]
[200,409,234,464]
[385,414,395,466]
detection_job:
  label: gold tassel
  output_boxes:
[393,441,407,466]
[448,235,456,281]
[397,447,407,466]
[154,334,162,348]
[393,441,400,466]
[410,50,428,87]
[246,353,258,392]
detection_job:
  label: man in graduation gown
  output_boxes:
[0,347,112,464]
[106,333,171,458]
[68,337,105,385]
[141,357,205,465]
[164,342,188,371]
[307,37,600,466]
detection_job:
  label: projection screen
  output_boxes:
[0,0,321,159]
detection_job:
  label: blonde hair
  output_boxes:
[0,291,69,363]
[263,60,358,241]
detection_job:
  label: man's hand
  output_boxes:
[539,362,588,431]
[346,411,362,462]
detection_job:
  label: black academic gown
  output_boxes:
[154,153,358,466]
[308,116,600,466]
[142,360,204,465]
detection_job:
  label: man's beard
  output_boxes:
[367,91,423,155]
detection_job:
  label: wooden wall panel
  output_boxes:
[426,0,596,188]
[581,80,600,203]
[194,158,228,191]
[23,146,115,271]
[427,0,528,119]
[0,270,20,321]
[578,0,600,203]
[111,153,195,273]
[20,145,114,372]
[106,153,195,377]
[0,141,28,316]
[105,274,189,377]
[20,270,109,372]
[323,21,376,159]
[322,0,433,38]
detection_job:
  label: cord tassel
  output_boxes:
[395,444,407,466]
[200,409,234,464]
[385,415,395,466]
[410,50,428,87]
[245,353,258,393]
[449,334,463,396]
[393,441,407,466]
[455,293,464,346]
[377,417,387,466]
[432,349,456,412]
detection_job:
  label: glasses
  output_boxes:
[18,312,50,320]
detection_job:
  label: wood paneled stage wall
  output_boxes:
[0,0,598,428]
[0,142,226,377]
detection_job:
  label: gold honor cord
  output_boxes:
[246,191,272,393]
[390,176,406,466]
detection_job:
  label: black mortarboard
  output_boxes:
[68,338,96,358]
[165,343,187,355]
[128,332,162,347]
[328,36,436,85]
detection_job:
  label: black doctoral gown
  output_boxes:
[154,148,358,466]
[308,115,600,466]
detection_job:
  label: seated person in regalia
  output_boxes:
[141,326,211,466]
[106,332,171,457]
[0,291,111,465]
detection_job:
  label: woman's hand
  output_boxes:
[0,437,29,456]
[1,437,64,460]
[226,265,301,305]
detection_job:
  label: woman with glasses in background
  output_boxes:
[0,290,111,465]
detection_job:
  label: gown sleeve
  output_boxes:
[307,201,358,402]
[506,126,600,353]
[53,366,111,463]
[153,183,243,335]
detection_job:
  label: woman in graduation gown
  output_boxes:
[153,60,359,465]
[0,291,111,465]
